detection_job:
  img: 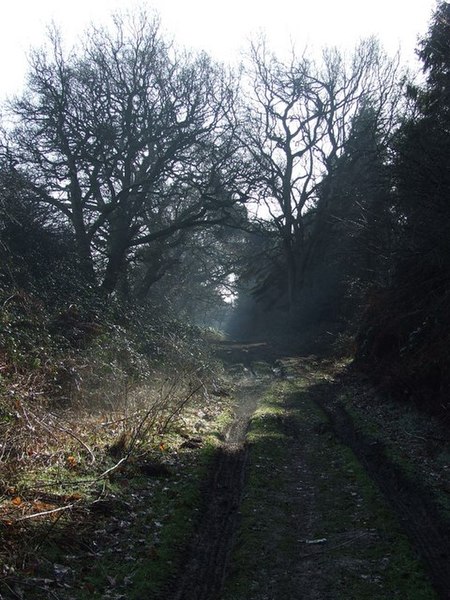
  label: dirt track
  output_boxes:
[170,377,264,600]
[168,343,450,600]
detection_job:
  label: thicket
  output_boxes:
[0,153,223,540]
[0,29,250,581]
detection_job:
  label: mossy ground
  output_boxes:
[76,443,217,599]
[338,383,450,523]
[0,391,233,599]
[2,351,442,599]
[223,372,437,600]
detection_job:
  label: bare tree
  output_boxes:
[242,37,400,311]
[5,11,247,296]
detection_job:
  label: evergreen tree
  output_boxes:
[357,2,450,413]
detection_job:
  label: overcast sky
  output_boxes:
[0,0,437,101]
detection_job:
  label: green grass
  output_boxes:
[1,390,235,599]
[223,377,438,600]
[310,435,437,599]
[78,443,217,599]
[224,383,297,599]
[339,391,450,523]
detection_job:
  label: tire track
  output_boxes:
[316,389,450,600]
[170,380,264,600]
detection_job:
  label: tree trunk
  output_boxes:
[72,211,96,285]
[283,237,297,314]
[101,214,132,295]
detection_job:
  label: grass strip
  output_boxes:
[223,378,437,599]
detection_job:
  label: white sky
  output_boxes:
[0,0,437,102]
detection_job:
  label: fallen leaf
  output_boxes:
[66,455,77,468]
[54,563,71,581]
[65,492,82,501]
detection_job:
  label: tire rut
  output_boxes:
[316,390,450,600]
[169,380,264,600]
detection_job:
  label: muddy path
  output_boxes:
[3,344,447,599]
[167,344,449,600]
[169,371,267,600]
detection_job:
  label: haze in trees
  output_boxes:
[1,3,448,415]
[2,11,250,301]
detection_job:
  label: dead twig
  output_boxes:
[33,510,65,553]
[99,410,144,428]
[299,531,369,559]
[15,502,79,522]
[55,424,96,464]
[157,383,203,434]
[0,579,22,599]
[28,409,96,464]
[96,456,128,480]
[403,429,428,442]
[125,380,179,455]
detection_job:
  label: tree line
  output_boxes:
[1,3,449,414]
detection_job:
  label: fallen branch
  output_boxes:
[96,456,128,480]
[15,502,78,522]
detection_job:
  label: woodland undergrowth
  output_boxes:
[0,287,225,585]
